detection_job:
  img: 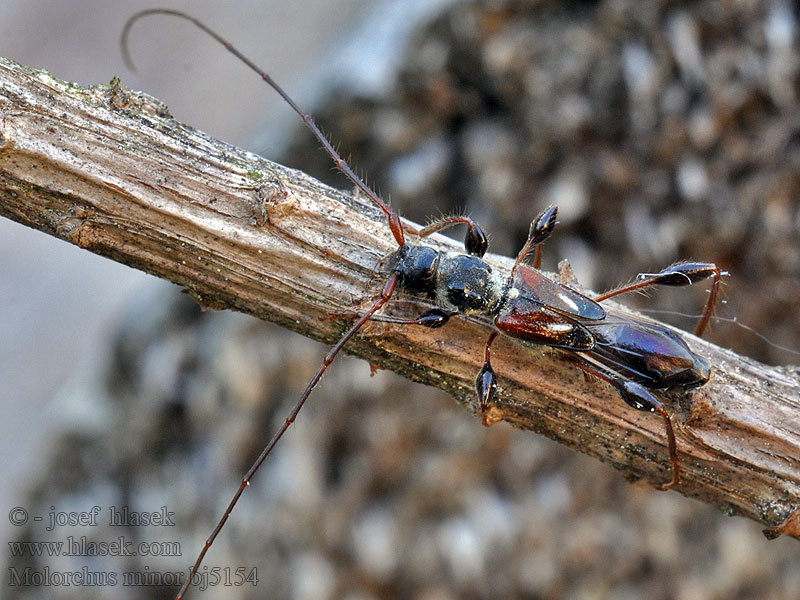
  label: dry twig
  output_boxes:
[1,57,799,537]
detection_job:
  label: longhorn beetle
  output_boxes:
[121,9,723,599]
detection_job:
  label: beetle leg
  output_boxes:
[411,216,488,257]
[567,358,679,490]
[327,308,453,328]
[594,261,725,337]
[513,205,558,271]
[476,332,501,426]
[385,308,452,328]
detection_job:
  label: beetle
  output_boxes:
[121,9,723,599]
[380,205,718,495]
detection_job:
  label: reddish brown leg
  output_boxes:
[567,358,679,490]
[476,332,502,426]
[328,308,452,329]
[174,274,399,599]
[594,262,724,337]
[410,216,488,257]
[531,244,543,270]
[513,205,558,272]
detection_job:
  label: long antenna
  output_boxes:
[176,274,398,599]
[121,9,406,246]
[120,10,405,599]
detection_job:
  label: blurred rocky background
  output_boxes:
[5,1,800,599]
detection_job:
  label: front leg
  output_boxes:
[327,307,453,328]
[410,216,488,257]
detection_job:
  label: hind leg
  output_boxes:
[595,261,725,337]
[566,357,680,490]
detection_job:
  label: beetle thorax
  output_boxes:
[391,245,507,316]
[436,252,507,314]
